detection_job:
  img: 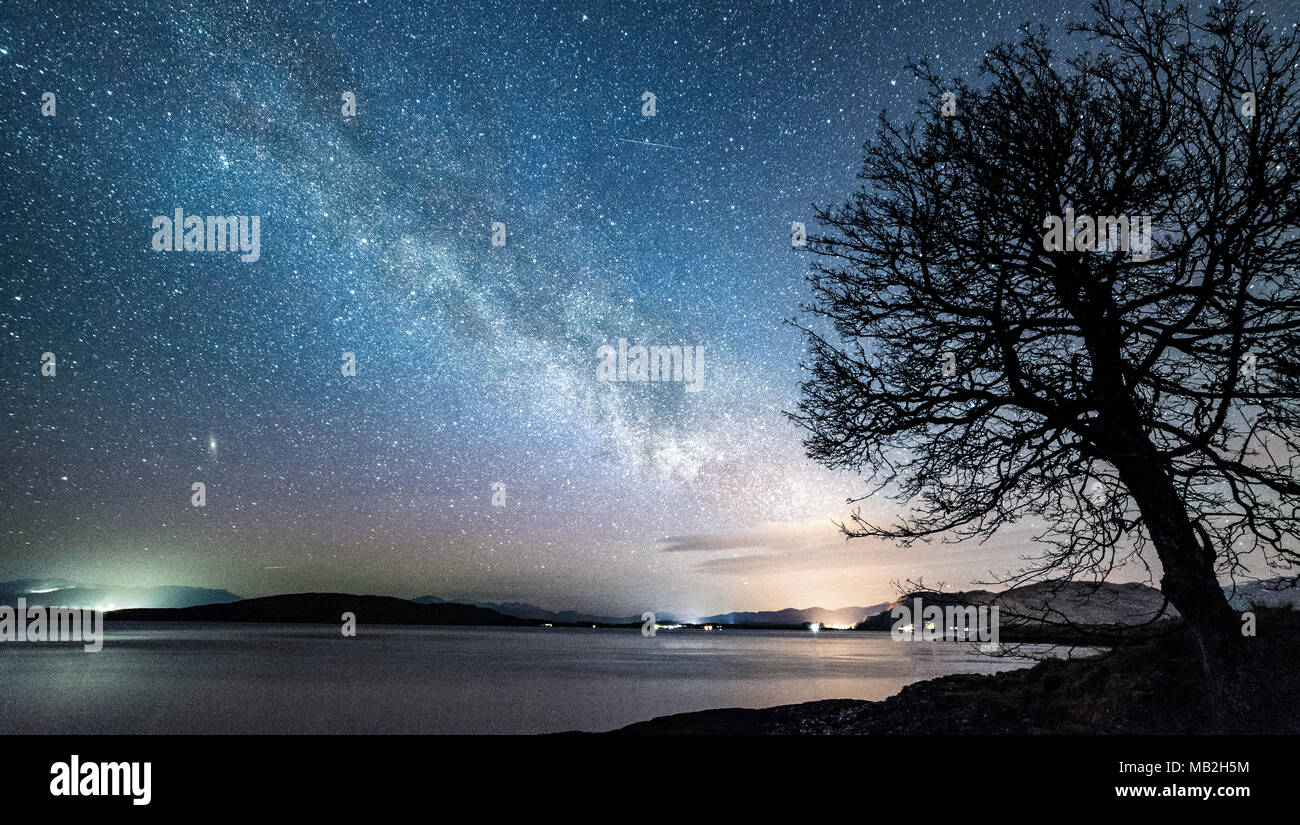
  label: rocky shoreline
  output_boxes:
[609,606,1300,735]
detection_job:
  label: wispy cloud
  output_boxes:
[657,519,845,554]
[659,518,1031,583]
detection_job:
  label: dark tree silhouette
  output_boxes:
[793,0,1300,683]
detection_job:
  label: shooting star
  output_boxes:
[617,137,685,151]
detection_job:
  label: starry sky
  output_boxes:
[3,1,1290,617]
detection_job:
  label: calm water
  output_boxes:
[0,623,1057,733]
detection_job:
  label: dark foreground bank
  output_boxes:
[609,606,1300,735]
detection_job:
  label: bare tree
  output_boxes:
[792,0,1300,684]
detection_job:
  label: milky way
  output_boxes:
[4,1,1291,615]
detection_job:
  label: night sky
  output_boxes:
[3,1,1291,617]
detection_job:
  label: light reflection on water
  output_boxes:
[0,622,1077,733]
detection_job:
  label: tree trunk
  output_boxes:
[1109,428,1245,716]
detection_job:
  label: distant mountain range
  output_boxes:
[108,593,892,630]
[8,576,1293,631]
[0,579,880,628]
[697,605,889,628]
[412,595,676,626]
[412,596,889,628]
[0,579,241,610]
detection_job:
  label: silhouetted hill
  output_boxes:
[111,592,531,626]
